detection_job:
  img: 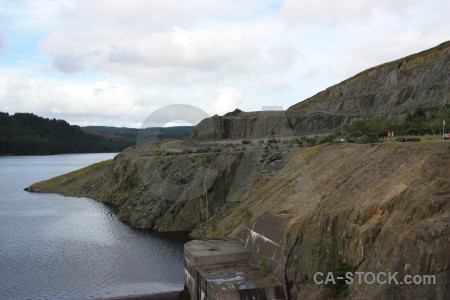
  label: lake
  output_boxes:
[0,153,190,300]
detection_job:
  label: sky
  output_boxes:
[0,0,449,128]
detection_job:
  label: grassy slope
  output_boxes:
[30,160,112,196]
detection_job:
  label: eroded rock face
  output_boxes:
[28,143,295,231]
[95,150,245,230]
[260,143,449,300]
[286,41,450,136]
[191,42,450,140]
[190,111,294,141]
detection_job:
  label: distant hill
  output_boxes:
[0,112,133,155]
[83,126,194,144]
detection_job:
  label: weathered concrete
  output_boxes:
[184,239,287,300]
[235,213,287,280]
[185,239,250,267]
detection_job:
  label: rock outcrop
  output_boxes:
[190,110,294,141]
[191,41,450,140]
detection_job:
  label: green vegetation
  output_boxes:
[84,125,193,141]
[311,236,356,297]
[302,136,317,145]
[190,227,208,239]
[241,207,253,219]
[344,105,450,138]
[276,209,288,214]
[258,259,271,277]
[319,134,337,144]
[267,138,279,148]
[0,112,133,155]
[190,217,225,240]
[210,217,218,232]
[31,160,112,192]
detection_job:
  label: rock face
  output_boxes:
[190,110,294,141]
[220,142,449,300]
[28,141,449,299]
[28,142,293,231]
[286,41,450,136]
[191,41,450,140]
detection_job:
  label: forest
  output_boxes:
[344,105,450,138]
[0,112,134,155]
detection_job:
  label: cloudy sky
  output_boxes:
[0,0,449,127]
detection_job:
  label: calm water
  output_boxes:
[0,154,190,300]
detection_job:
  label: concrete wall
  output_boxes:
[184,213,288,300]
[235,213,287,280]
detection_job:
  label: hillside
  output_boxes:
[0,112,194,155]
[191,41,450,140]
[82,125,193,143]
[286,41,450,135]
[0,112,133,155]
[28,141,449,299]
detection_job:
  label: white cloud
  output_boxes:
[41,25,302,85]
[280,0,421,24]
[0,0,72,31]
[60,0,263,34]
[212,86,245,115]
[35,0,302,85]
[336,29,450,76]
[258,79,293,92]
[0,76,175,126]
[0,0,449,127]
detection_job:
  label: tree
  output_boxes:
[427,106,450,135]
[367,115,389,138]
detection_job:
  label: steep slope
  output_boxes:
[190,110,294,141]
[28,141,449,299]
[218,142,449,299]
[191,42,450,140]
[286,41,450,135]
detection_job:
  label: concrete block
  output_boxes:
[184,239,250,267]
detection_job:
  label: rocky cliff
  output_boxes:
[28,140,449,299]
[27,141,293,231]
[191,41,450,140]
[190,110,294,141]
[286,41,450,136]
